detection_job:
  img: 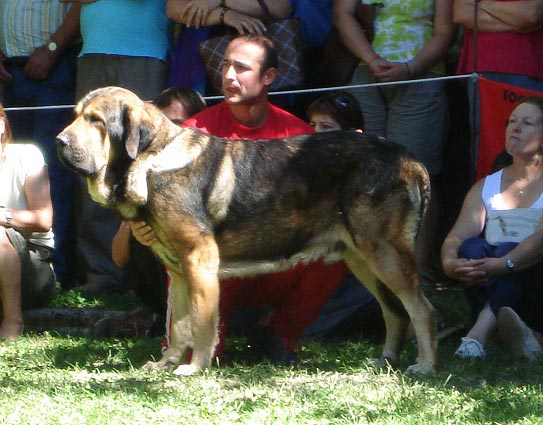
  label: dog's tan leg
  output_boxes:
[343,252,409,366]
[345,245,437,373]
[144,269,193,372]
[388,272,437,373]
[172,235,220,376]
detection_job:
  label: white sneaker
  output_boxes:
[497,307,542,361]
[455,337,486,359]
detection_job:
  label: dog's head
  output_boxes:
[56,86,163,207]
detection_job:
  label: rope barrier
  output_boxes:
[269,73,475,97]
[3,73,477,112]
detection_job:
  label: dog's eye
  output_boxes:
[88,114,103,125]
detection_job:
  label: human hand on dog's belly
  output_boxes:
[130,221,158,247]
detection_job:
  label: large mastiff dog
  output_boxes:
[57,87,437,375]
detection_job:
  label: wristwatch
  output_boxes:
[4,208,12,227]
[47,41,58,53]
[503,255,515,272]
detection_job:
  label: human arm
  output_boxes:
[130,221,158,247]
[24,3,81,80]
[112,221,132,268]
[111,220,158,268]
[167,0,292,29]
[495,228,543,271]
[333,0,384,70]
[479,0,543,31]
[373,0,457,81]
[0,167,52,232]
[457,228,543,283]
[441,179,487,281]
[454,0,543,32]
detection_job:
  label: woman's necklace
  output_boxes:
[512,167,543,197]
[515,177,542,197]
[515,180,529,197]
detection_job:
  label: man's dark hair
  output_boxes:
[232,34,279,75]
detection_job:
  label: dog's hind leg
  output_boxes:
[343,252,409,367]
[172,234,220,376]
[398,284,437,374]
[144,269,193,372]
[345,245,437,373]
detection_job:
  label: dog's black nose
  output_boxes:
[55,135,69,147]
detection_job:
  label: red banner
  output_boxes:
[477,77,542,180]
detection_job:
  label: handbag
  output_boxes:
[485,208,543,245]
[323,2,384,86]
[198,1,304,92]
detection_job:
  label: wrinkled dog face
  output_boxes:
[56,87,147,206]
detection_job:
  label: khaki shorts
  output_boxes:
[5,228,56,309]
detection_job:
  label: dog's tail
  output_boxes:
[403,158,431,239]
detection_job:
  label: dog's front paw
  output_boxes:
[142,359,176,372]
[371,356,395,370]
[173,364,201,376]
[406,361,436,374]
[143,346,185,372]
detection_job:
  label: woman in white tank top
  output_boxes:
[441,96,543,361]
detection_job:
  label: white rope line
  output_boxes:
[270,73,475,98]
[5,104,77,112]
[4,73,477,112]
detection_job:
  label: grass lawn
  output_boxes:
[1,284,542,424]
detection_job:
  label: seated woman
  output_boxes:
[441,95,543,360]
[0,102,56,340]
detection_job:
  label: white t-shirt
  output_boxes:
[0,143,54,248]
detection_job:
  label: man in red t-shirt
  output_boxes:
[183,34,347,363]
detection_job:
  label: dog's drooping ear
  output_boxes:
[122,103,154,160]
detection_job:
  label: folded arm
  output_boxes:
[454,0,543,32]
[167,0,292,29]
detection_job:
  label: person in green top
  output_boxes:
[333,0,457,283]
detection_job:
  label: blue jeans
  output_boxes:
[458,237,543,331]
[3,50,79,288]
